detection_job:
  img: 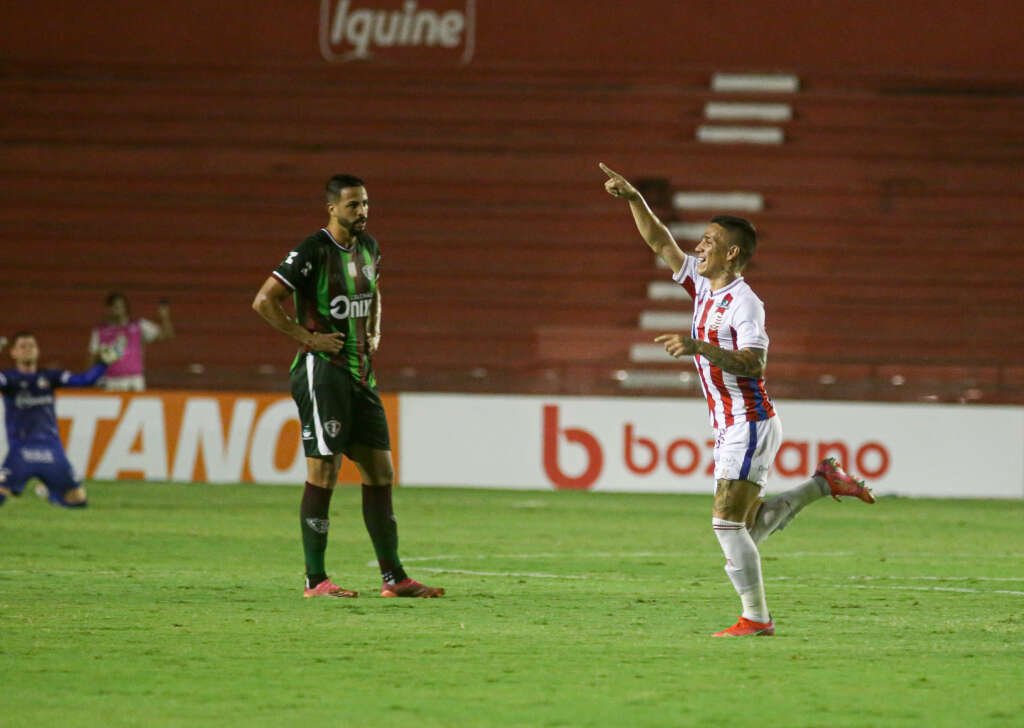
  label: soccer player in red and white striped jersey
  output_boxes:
[672,249,777,431]
[601,163,875,637]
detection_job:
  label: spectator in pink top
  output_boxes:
[87,292,174,391]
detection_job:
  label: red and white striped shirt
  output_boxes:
[672,255,777,429]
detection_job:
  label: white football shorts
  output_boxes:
[712,415,783,489]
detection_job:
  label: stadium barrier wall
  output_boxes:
[26,390,398,485]
[0,391,1020,497]
[399,394,1024,499]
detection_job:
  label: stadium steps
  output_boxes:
[4,149,1021,194]
[3,61,1024,401]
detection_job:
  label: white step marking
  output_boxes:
[697,125,784,144]
[647,281,691,300]
[617,370,696,389]
[704,101,792,121]
[711,72,800,93]
[668,222,707,240]
[673,191,764,212]
[630,343,672,363]
[639,310,693,330]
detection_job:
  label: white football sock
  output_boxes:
[712,518,770,623]
[749,476,829,544]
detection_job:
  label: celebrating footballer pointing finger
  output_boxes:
[600,162,875,637]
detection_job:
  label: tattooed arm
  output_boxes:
[653,333,766,378]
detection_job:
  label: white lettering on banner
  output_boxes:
[171,398,256,483]
[94,398,168,480]
[550,406,892,489]
[399,394,1024,498]
[56,396,122,475]
[20,393,319,485]
[249,399,307,483]
[319,0,476,64]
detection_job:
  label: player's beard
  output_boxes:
[344,217,367,234]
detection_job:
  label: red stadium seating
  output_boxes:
[2,64,1021,403]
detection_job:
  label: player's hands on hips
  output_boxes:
[654,333,700,358]
[599,162,640,201]
[306,331,346,354]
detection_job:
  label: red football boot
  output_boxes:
[381,578,446,598]
[713,616,775,637]
[815,457,875,504]
[303,579,359,598]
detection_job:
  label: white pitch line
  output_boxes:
[851,575,1024,583]
[846,584,1024,596]
[393,552,659,564]
[2,567,1020,595]
[414,567,588,580]
[871,552,1024,560]
[390,556,1024,595]
[771,581,1024,597]
[0,569,124,576]
[395,550,892,564]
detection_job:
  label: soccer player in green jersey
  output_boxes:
[253,174,444,599]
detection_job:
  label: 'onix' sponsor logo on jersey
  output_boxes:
[319,0,476,64]
[330,293,373,320]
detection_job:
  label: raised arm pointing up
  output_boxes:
[600,162,687,274]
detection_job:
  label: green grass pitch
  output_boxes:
[2,482,1022,727]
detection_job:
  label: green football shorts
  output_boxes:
[289,353,391,458]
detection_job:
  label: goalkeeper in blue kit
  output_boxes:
[0,332,119,508]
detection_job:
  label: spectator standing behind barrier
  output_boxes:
[87,292,174,391]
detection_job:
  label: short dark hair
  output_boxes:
[325,174,366,203]
[711,215,757,270]
[11,330,35,345]
[105,291,127,307]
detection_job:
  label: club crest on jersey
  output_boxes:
[37,377,50,389]
[323,419,342,438]
[362,264,375,280]
[709,298,732,330]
